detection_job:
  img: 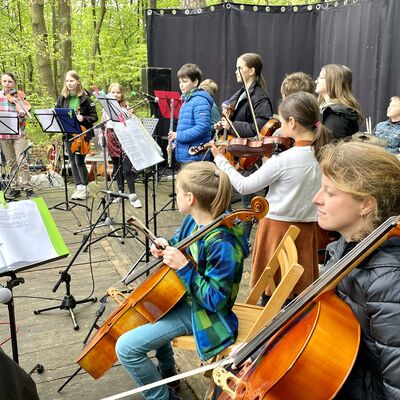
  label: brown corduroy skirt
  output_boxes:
[251,218,319,296]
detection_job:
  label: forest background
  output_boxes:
[1,0,318,158]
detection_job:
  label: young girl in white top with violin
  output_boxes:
[212,91,332,304]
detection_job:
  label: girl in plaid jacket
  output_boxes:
[116,161,249,400]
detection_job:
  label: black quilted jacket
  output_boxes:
[324,236,400,400]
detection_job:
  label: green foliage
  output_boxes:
[1,0,322,150]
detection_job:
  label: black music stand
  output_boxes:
[0,197,69,370]
[0,271,44,375]
[35,109,90,226]
[74,95,139,249]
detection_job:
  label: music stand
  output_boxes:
[0,196,69,367]
[75,95,140,247]
[34,109,90,226]
[153,91,183,212]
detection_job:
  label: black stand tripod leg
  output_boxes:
[58,367,82,392]
[33,271,96,330]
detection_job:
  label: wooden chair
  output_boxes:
[172,225,304,355]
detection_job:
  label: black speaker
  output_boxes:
[141,67,171,96]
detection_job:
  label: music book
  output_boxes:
[0,194,69,274]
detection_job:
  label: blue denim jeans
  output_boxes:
[115,299,192,400]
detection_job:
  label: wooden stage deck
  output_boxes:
[0,173,255,400]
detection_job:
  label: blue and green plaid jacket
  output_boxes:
[169,215,249,360]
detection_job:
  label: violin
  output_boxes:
[259,117,281,137]
[70,108,91,155]
[75,197,269,380]
[189,136,293,169]
[6,89,32,118]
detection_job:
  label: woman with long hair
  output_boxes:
[315,64,362,139]
[56,70,98,200]
[215,53,273,240]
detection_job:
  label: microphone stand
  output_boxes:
[1,271,44,374]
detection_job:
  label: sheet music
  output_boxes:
[34,109,62,132]
[113,116,164,171]
[0,111,19,134]
[0,201,58,272]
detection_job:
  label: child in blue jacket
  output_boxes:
[116,161,249,400]
[374,96,400,154]
[168,64,213,163]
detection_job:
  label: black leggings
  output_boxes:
[66,140,88,186]
[111,156,137,194]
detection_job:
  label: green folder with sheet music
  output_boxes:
[0,193,69,274]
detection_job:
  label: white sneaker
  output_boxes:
[112,196,121,204]
[71,187,80,199]
[131,199,142,208]
[74,187,88,200]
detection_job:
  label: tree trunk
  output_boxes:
[59,0,72,82]
[89,0,106,80]
[29,0,57,98]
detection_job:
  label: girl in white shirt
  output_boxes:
[212,91,332,304]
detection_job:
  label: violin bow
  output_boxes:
[222,110,241,138]
[238,66,261,140]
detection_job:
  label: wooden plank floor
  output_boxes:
[0,173,255,400]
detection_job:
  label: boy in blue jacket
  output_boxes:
[168,64,213,163]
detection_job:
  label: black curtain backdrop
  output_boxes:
[146,0,400,128]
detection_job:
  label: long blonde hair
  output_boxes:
[108,82,127,107]
[320,141,400,239]
[61,70,85,98]
[318,64,362,122]
[177,162,232,219]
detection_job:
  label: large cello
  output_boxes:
[211,215,400,399]
[76,197,268,380]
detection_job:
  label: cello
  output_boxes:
[76,197,269,380]
[211,215,400,399]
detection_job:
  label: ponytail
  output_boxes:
[177,162,232,219]
[312,122,333,161]
[279,91,333,160]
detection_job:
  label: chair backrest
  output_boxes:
[244,225,304,341]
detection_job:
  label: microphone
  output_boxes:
[133,90,159,103]
[21,143,33,154]
[0,285,12,304]
[100,190,137,202]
